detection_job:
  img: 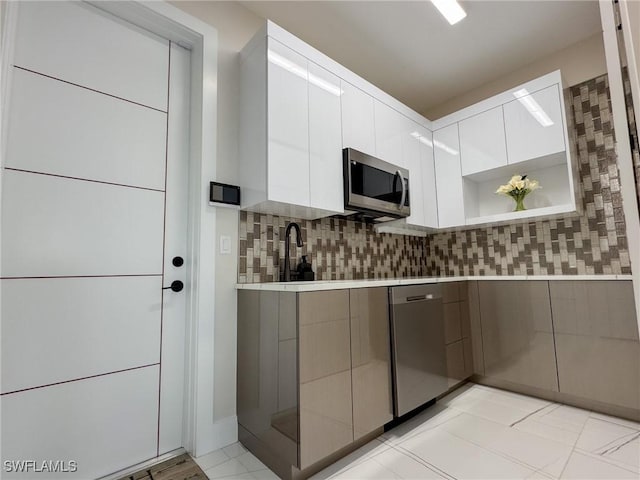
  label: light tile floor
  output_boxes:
[194,383,640,479]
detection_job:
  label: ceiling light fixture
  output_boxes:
[268,49,343,96]
[431,0,467,25]
[513,88,554,127]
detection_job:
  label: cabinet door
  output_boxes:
[267,38,310,206]
[403,120,423,226]
[341,81,376,156]
[350,288,393,441]
[419,128,438,228]
[503,84,566,165]
[308,62,343,213]
[446,340,466,388]
[374,100,406,168]
[298,290,353,468]
[459,106,508,176]
[433,124,465,228]
[478,281,559,392]
[550,281,639,411]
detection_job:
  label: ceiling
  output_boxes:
[239,1,602,117]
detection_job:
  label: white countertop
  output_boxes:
[236,275,633,292]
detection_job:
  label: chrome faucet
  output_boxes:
[283,222,303,282]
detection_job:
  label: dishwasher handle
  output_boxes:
[390,285,442,305]
[405,293,440,302]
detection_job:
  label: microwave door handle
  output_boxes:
[396,170,406,210]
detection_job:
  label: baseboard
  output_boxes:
[472,375,640,422]
[97,448,186,480]
[194,415,238,458]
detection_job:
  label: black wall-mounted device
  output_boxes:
[209,181,240,206]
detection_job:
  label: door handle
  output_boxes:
[163,280,184,292]
[172,256,184,267]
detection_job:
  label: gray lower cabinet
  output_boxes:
[442,282,474,388]
[349,288,394,441]
[237,291,299,469]
[473,279,639,419]
[477,281,559,392]
[298,290,353,468]
[237,287,392,478]
[550,280,640,411]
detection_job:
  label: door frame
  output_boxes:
[0,1,219,457]
[600,0,640,327]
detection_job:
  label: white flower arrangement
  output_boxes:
[495,175,541,211]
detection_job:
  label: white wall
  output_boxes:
[424,33,607,120]
[170,1,262,429]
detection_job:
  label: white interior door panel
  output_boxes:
[1,276,162,394]
[7,68,167,190]
[0,366,159,479]
[13,1,169,111]
[1,170,165,277]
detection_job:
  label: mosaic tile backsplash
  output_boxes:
[238,73,635,282]
[238,212,427,283]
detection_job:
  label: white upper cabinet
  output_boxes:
[267,38,310,207]
[459,106,508,176]
[503,84,566,165]
[308,62,344,214]
[239,32,344,218]
[418,129,439,228]
[433,124,465,228]
[374,100,406,168]
[240,22,576,230]
[341,81,376,156]
[402,120,423,226]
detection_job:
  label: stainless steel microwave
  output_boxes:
[343,148,410,220]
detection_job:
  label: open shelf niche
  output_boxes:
[462,151,578,226]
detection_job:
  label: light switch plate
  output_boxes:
[219,235,231,255]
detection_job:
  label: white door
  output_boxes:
[1,2,189,478]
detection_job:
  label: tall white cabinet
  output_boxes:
[309,63,344,214]
[341,81,376,157]
[433,124,465,228]
[266,39,310,207]
[239,32,344,218]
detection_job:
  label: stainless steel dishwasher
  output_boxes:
[389,284,448,417]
